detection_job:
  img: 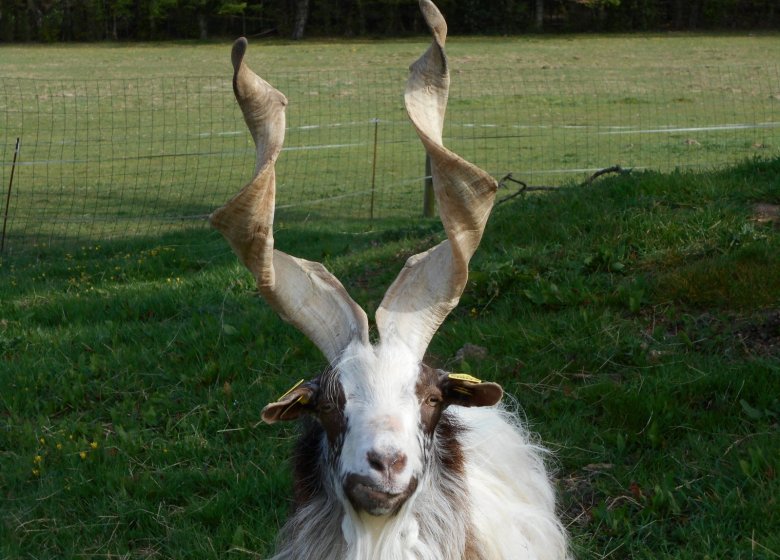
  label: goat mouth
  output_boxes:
[344,474,417,516]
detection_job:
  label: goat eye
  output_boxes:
[319,402,336,414]
[425,395,442,407]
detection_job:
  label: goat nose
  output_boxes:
[367,449,407,476]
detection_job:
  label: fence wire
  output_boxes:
[1,65,779,253]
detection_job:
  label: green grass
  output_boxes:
[2,157,779,558]
[1,35,779,250]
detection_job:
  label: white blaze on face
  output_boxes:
[335,341,424,494]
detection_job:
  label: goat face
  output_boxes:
[260,342,502,516]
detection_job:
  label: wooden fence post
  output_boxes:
[1,138,20,253]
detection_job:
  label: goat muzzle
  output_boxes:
[344,473,418,517]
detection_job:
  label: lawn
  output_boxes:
[1,34,779,250]
[1,155,779,558]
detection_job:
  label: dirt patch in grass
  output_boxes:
[733,309,780,357]
[650,308,780,358]
[752,203,780,229]
[560,463,613,528]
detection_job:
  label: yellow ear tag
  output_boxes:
[277,379,312,419]
[277,379,304,402]
[448,373,482,384]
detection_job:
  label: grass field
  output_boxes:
[3,34,780,78]
[1,35,779,250]
[1,154,779,558]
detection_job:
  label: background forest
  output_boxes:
[1,0,778,42]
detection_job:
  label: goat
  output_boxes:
[210,1,570,558]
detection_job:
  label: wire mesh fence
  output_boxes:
[1,64,779,253]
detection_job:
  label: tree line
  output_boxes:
[1,0,777,42]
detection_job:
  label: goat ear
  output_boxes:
[261,381,318,424]
[441,372,503,408]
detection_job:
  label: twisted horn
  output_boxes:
[210,38,369,364]
[375,0,498,361]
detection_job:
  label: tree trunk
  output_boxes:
[198,13,208,40]
[291,0,309,40]
[534,0,544,31]
[688,0,701,29]
[672,0,684,29]
[26,0,43,33]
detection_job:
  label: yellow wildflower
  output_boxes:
[34,455,43,464]
[79,451,87,460]
[90,441,99,450]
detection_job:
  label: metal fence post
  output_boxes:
[422,154,435,218]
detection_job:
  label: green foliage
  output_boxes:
[2,0,778,41]
[1,158,779,557]
[218,2,247,16]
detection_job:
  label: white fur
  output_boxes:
[455,406,569,560]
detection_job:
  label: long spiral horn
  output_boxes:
[375,0,498,361]
[210,38,370,364]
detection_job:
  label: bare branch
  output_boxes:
[496,166,633,205]
[579,165,631,187]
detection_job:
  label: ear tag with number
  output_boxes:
[448,373,482,384]
[448,373,482,397]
